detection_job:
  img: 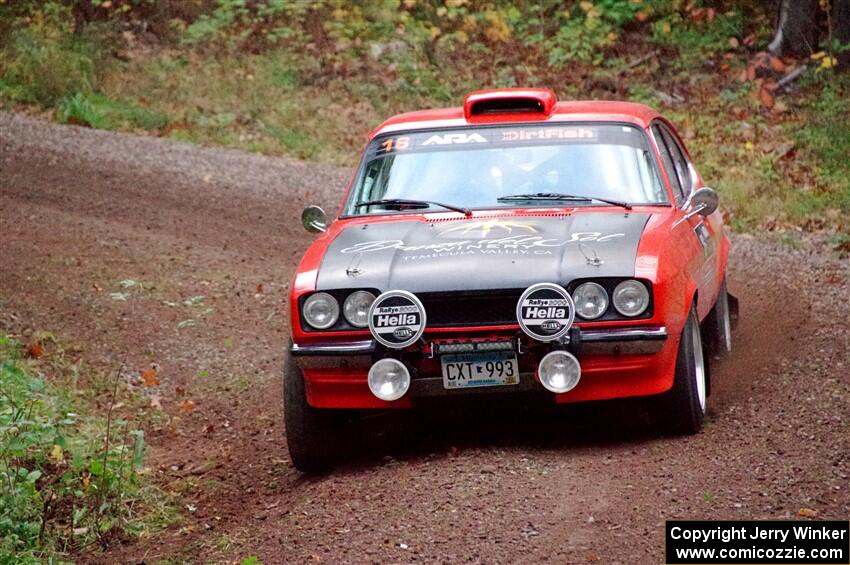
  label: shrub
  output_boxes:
[0,4,110,106]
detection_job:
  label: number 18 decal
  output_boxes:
[379,136,411,154]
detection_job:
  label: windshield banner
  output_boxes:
[370,124,647,158]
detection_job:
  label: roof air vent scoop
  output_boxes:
[463,88,557,120]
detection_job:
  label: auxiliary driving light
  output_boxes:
[367,358,411,401]
[537,350,581,393]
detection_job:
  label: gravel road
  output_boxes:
[1,112,848,564]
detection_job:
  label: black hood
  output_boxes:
[316,212,651,293]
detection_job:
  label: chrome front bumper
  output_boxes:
[290,340,376,356]
[581,326,668,355]
[291,326,668,356]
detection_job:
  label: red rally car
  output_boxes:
[286,88,736,472]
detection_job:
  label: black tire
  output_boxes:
[283,349,346,473]
[653,305,707,435]
[702,279,732,357]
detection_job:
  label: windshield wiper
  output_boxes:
[355,198,472,217]
[496,192,632,210]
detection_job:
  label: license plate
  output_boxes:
[441,351,519,389]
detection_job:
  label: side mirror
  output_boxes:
[301,205,328,234]
[688,187,719,217]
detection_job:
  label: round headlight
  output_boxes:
[612,280,649,317]
[572,282,609,320]
[537,350,581,393]
[302,292,339,329]
[343,291,376,328]
[368,358,410,401]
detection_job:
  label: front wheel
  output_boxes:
[283,349,347,473]
[703,279,732,357]
[653,305,707,435]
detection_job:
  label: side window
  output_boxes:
[659,126,693,205]
[651,125,682,201]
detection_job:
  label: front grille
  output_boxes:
[419,290,522,327]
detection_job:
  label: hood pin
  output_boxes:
[580,243,604,267]
[346,254,363,277]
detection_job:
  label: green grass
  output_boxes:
[792,77,850,215]
[0,335,175,562]
[56,92,168,131]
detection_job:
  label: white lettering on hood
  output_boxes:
[340,232,625,254]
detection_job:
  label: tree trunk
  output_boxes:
[834,0,850,69]
[768,0,819,57]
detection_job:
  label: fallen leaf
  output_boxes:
[635,10,648,22]
[82,474,91,490]
[50,444,64,464]
[818,55,838,70]
[26,342,44,359]
[178,399,195,414]
[769,56,786,73]
[149,394,163,410]
[255,283,264,295]
[758,85,775,109]
[175,386,186,397]
[141,367,160,387]
[728,37,739,49]
[798,508,818,517]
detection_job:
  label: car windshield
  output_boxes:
[345,123,668,216]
